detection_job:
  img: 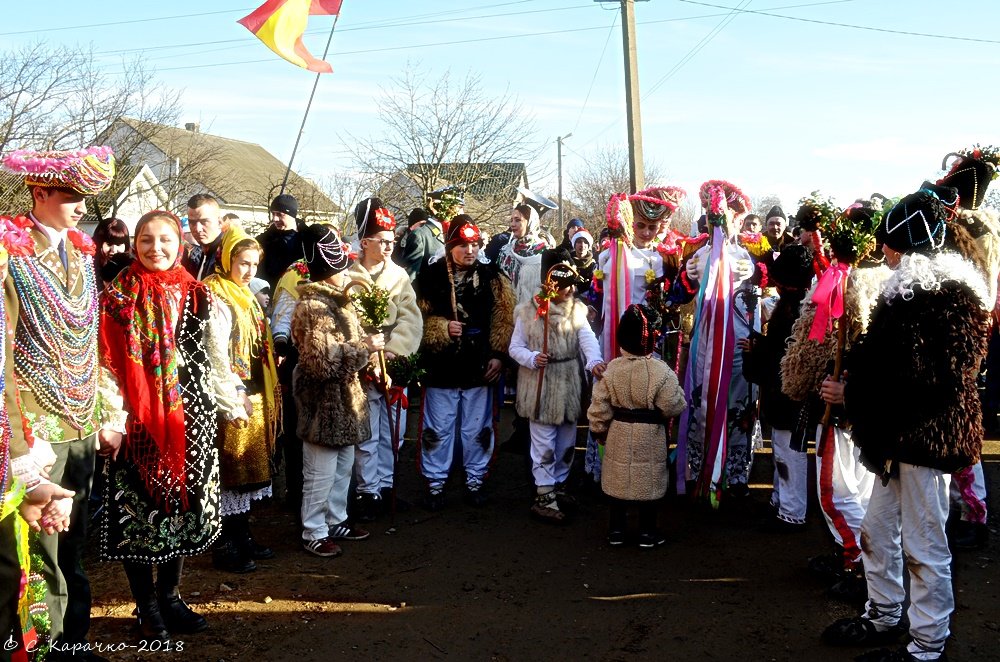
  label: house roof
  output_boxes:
[115,118,339,214]
[405,162,527,200]
[0,171,31,215]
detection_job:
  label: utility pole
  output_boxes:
[597,0,646,193]
[557,133,572,227]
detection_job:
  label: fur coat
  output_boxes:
[511,297,598,425]
[780,265,891,402]
[588,354,687,501]
[845,252,991,473]
[291,281,372,447]
[416,258,515,389]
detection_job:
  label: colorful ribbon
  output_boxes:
[808,262,851,342]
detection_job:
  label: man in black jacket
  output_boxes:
[256,193,304,289]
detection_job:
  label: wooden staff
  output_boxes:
[533,306,550,420]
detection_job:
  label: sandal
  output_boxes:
[822,616,907,647]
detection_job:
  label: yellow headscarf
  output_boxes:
[204,227,280,440]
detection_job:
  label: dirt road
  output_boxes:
[87,409,1000,661]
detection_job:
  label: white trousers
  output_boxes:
[530,421,577,489]
[862,463,952,651]
[301,443,355,541]
[815,425,874,562]
[354,386,408,494]
[420,386,494,493]
[951,461,987,525]
[769,428,808,524]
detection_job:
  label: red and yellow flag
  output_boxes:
[238,0,343,73]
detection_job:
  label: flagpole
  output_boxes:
[280,13,341,194]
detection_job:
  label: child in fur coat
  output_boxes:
[587,304,687,547]
[292,225,384,559]
[509,249,605,523]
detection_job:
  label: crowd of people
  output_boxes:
[0,143,997,662]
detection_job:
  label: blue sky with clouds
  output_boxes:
[5,1,1000,213]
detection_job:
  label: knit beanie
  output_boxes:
[270,193,299,218]
[765,205,786,221]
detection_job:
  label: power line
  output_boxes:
[93,0,582,60]
[122,2,597,64]
[0,7,253,37]
[573,10,620,133]
[678,0,1000,44]
[118,8,774,74]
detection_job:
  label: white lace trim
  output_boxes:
[219,485,272,517]
[882,251,990,309]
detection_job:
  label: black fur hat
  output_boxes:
[938,150,998,210]
[617,304,658,356]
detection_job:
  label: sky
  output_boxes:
[4,1,1000,217]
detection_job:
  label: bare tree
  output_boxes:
[568,145,665,228]
[345,65,541,233]
[751,194,784,219]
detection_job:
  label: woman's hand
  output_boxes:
[242,392,254,418]
[97,429,124,461]
[591,362,607,379]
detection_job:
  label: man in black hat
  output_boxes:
[257,193,304,289]
[820,190,991,662]
[764,205,795,251]
[414,215,515,509]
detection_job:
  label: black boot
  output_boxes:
[157,557,208,634]
[213,515,257,573]
[236,513,274,560]
[123,561,169,643]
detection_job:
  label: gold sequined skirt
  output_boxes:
[220,393,276,489]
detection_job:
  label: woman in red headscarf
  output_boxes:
[96,210,247,642]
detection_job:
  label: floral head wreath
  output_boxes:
[698,180,750,227]
[605,192,635,246]
[827,194,884,264]
[2,145,116,196]
[631,185,687,222]
[795,191,840,232]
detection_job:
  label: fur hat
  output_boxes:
[879,190,952,255]
[617,304,657,356]
[938,147,999,210]
[302,223,350,281]
[445,214,481,248]
[768,244,814,290]
[765,205,786,221]
[355,196,396,239]
[540,248,583,288]
[2,146,116,196]
[269,193,299,218]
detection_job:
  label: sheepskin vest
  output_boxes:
[514,298,588,425]
[291,282,372,448]
[846,252,991,473]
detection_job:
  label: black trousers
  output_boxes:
[608,498,658,534]
[278,354,302,507]
[37,437,96,648]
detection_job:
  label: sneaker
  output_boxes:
[354,493,380,523]
[822,615,908,647]
[303,537,343,558]
[608,530,626,546]
[328,524,370,541]
[637,531,666,548]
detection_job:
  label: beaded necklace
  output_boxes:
[9,246,99,431]
[0,292,9,514]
